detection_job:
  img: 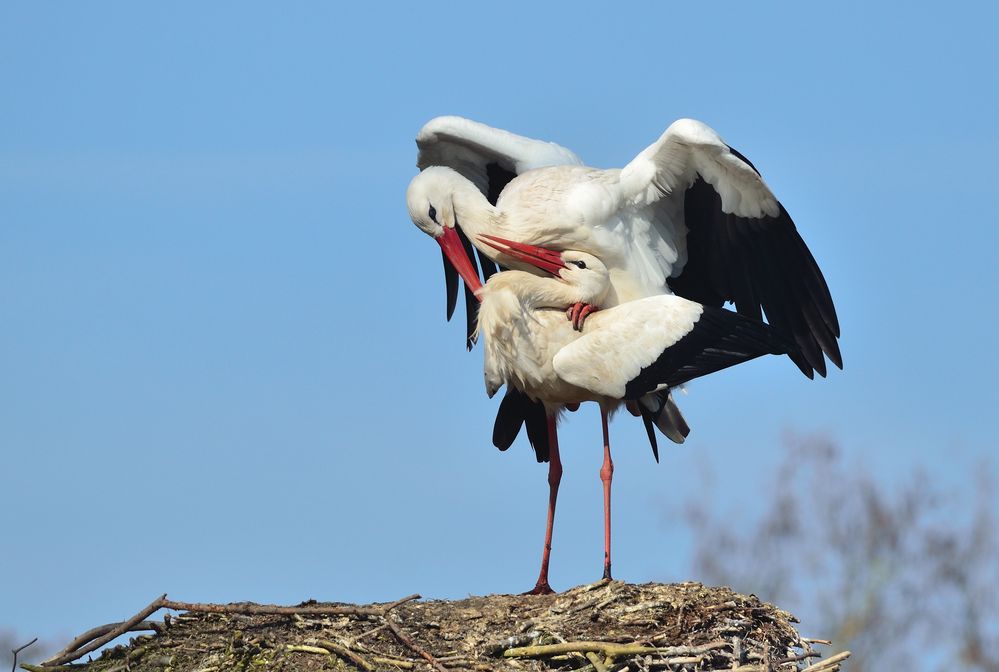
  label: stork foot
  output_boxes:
[566,302,599,331]
[523,581,556,596]
[602,563,613,581]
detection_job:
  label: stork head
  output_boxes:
[407,167,460,238]
[478,235,609,304]
[406,167,482,293]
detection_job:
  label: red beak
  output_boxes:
[478,235,566,276]
[437,227,483,296]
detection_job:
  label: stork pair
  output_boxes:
[406,116,841,594]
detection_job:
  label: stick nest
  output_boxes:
[31,581,849,672]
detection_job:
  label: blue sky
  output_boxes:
[2,1,997,646]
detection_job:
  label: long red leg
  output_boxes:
[600,408,614,580]
[525,414,562,595]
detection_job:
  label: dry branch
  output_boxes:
[386,619,449,672]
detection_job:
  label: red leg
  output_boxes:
[575,304,598,330]
[600,408,614,580]
[525,414,562,595]
[566,302,600,331]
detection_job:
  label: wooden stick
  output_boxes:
[47,622,160,663]
[504,640,718,659]
[316,640,375,671]
[11,639,38,672]
[370,656,415,669]
[157,594,420,617]
[800,651,851,672]
[585,652,609,672]
[42,594,166,667]
[385,620,449,672]
[286,645,331,655]
[380,594,421,612]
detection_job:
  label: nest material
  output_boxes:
[28,581,849,672]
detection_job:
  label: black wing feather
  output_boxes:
[486,162,517,206]
[456,227,482,351]
[624,307,795,400]
[640,411,659,463]
[492,388,550,463]
[668,147,842,378]
[442,249,458,322]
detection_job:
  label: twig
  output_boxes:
[381,594,422,612]
[48,622,160,662]
[774,652,821,664]
[585,652,610,672]
[506,639,734,660]
[11,639,38,672]
[505,642,668,659]
[42,594,167,667]
[370,656,416,669]
[353,623,389,644]
[157,594,420,617]
[316,639,375,671]
[286,645,330,655]
[799,651,851,672]
[386,619,449,672]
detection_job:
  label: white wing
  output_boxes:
[618,118,780,219]
[553,296,704,399]
[553,295,790,399]
[416,116,583,198]
[618,119,841,378]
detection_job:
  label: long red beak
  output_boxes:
[437,227,483,295]
[478,235,566,276]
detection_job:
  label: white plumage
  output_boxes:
[408,115,841,378]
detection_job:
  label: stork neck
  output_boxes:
[450,180,505,241]
[485,271,596,311]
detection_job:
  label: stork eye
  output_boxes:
[572,260,587,269]
[428,205,437,222]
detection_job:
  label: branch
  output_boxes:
[386,619,449,672]
[11,638,38,672]
[157,594,420,617]
[42,595,166,667]
[504,641,689,659]
[799,651,851,672]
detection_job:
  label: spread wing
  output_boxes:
[618,118,841,378]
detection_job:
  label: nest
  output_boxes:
[27,581,849,672]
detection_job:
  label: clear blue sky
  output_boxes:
[2,1,997,646]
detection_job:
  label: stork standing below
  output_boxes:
[474,237,793,592]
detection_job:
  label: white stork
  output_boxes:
[475,236,792,592]
[406,116,840,592]
[407,115,840,375]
